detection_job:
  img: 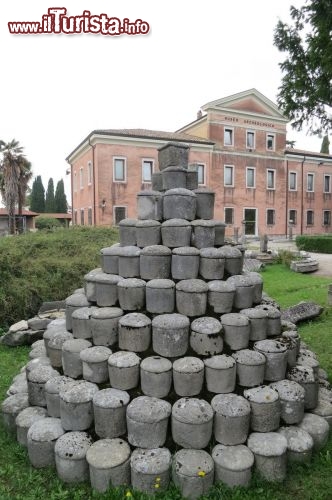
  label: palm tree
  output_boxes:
[17,157,33,232]
[0,139,30,234]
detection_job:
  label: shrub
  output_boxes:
[296,235,332,253]
[35,216,62,230]
[0,226,119,328]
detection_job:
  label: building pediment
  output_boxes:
[201,88,288,122]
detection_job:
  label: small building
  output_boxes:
[0,208,39,235]
[41,213,72,227]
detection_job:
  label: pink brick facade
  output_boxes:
[67,89,332,238]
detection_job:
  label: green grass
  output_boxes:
[1,256,332,498]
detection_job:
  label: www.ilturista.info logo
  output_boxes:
[8,8,150,35]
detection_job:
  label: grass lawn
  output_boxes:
[1,263,332,499]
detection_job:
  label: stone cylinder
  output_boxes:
[118,313,151,352]
[84,268,102,302]
[172,449,214,499]
[247,432,288,482]
[108,351,141,390]
[186,169,199,190]
[27,417,65,468]
[152,171,163,191]
[207,280,235,314]
[152,313,189,357]
[270,379,305,424]
[173,357,204,396]
[131,447,171,495]
[135,220,161,247]
[297,352,320,376]
[176,279,208,317]
[256,305,282,337]
[94,273,123,307]
[226,275,254,310]
[191,220,215,249]
[44,376,76,417]
[54,431,92,483]
[15,406,48,447]
[211,393,251,445]
[1,393,30,433]
[278,426,314,463]
[59,380,99,431]
[139,245,172,279]
[146,279,175,314]
[118,218,138,246]
[137,190,163,221]
[244,271,264,304]
[232,349,266,387]
[161,219,192,248]
[117,246,141,278]
[212,444,254,488]
[162,166,187,190]
[93,388,130,438]
[298,412,330,451]
[287,365,319,410]
[190,317,223,356]
[86,438,131,492]
[220,313,250,351]
[172,398,213,449]
[140,356,172,398]
[244,386,281,432]
[194,188,215,219]
[213,221,227,246]
[163,188,197,221]
[199,247,225,280]
[65,293,91,331]
[219,246,243,276]
[204,355,236,393]
[25,357,51,378]
[282,330,301,356]
[254,339,288,382]
[61,344,90,378]
[80,346,112,384]
[240,307,268,341]
[100,244,121,274]
[90,307,123,347]
[71,307,94,340]
[276,336,298,367]
[27,365,60,407]
[126,396,171,448]
[117,278,146,311]
[171,247,200,280]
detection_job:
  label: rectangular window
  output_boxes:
[197,164,205,185]
[73,171,77,192]
[114,206,127,225]
[79,167,84,189]
[80,209,84,225]
[88,207,92,225]
[246,131,255,149]
[266,134,275,151]
[224,127,234,146]
[289,172,297,191]
[113,158,126,182]
[266,209,275,225]
[323,210,331,226]
[224,207,234,224]
[307,173,314,192]
[142,159,153,182]
[324,175,331,193]
[289,209,297,225]
[87,161,93,185]
[246,167,255,188]
[267,169,276,189]
[306,210,314,225]
[224,165,234,187]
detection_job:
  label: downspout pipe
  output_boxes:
[88,137,97,226]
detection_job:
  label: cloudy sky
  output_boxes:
[1,0,323,203]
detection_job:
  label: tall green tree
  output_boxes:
[30,175,45,213]
[274,0,332,135]
[54,179,68,213]
[45,178,56,212]
[320,134,330,154]
[0,139,31,234]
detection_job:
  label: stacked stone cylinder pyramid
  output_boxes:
[2,143,331,498]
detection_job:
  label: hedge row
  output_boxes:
[296,235,332,253]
